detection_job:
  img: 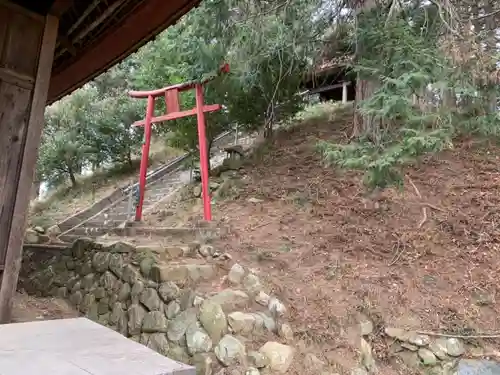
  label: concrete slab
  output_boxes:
[0,318,195,375]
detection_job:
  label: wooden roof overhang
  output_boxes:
[10,0,201,104]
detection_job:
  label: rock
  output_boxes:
[192,353,214,375]
[34,226,45,234]
[248,197,263,203]
[194,296,205,307]
[199,300,228,343]
[384,327,408,341]
[98,313,110,326]
[360,319,374,336]
[248,351,270,369]
[418,348,437,365]
[228,264,246,284]
[117,282,131,302]
[122,265,139,284]
[168,344,191,364]
[82,273,95,291]
[128,304,146,335]
[360,338,376,371]
[109,303,125,325]
[159,281,180,302]
[131,280,144,302]
[228,312,256,335]
[259,342,294,374]
[180,289,196,310]
[93,286,106,299]
[401,342,418,351]
[242,273,262,294]
[304,353,326,372]
[255,291,270,306]
[79,261,93,277]
[24,228,39,243]
[79,293,95,314]
[408,332,430,347]
[98,299,110,315]
[47,225,61,236]
[208,289,250,311]
[72,237,94,258]
[108,253,124,277]
[446,338,465,357]
[252,312,277,333]
[70,291,83,306]
[108,241,135,253]
[199,244,215,257]
[101,271,118,290]
[215,335,246,367]
[87,304,99,322]
[167,308,198,342]
[351,368,369,375]
[278,323,294,342]
[140,257,155,278]
[429,339,448,360]
[151,264,215,283]
[92,252,111,272]
[56,287,68,299]
[142,311,168,333]
[140,288,162,311]
[246,368,260,375]
[116,312,129,336]
[147,333,170,355]
[268,297,286,318]
[165,301,181,319]
[186,325,213,355]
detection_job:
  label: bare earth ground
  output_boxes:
[11,293,78,323]
[161,110,500,373]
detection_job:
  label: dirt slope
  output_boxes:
[180,109,500,373]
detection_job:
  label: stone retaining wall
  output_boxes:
[20,239,295,375]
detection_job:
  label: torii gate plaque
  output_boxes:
[129,63,230,222]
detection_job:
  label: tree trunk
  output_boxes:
[352,0,381,142]
[127,151,133,168]
[68,166,77,187]
[484,0,497,113]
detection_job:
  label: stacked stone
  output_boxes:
[25,239,295,375]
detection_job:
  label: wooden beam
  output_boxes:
[131,104,222,127]
[49,0,73,17]
[0,11,58,324]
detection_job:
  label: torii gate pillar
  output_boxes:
[0,3,58,323]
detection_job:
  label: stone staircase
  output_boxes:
[57,131,245,243]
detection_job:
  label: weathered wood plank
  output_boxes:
[0,5,58,323]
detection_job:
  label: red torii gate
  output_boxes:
[129,63,230,222]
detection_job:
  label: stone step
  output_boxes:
[59,234,94,243]
[82,219,127,228]
[149,261,218,285]
[68,227,108,237]
[110,226,220,243]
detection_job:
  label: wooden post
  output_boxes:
[342,81,348,104]
[0,5,58,323]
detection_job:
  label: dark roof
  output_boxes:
[12,0,200,103]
